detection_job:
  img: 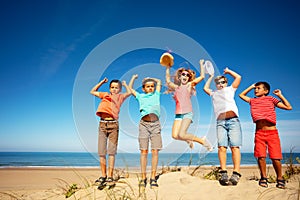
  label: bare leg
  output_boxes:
[140,150,148,180]
[100,155,107,177]
[151,149,159,179]
[272,159,283,180]
[257,157,267,178]
[231,147,241,173]
[172,120,194,148]
[177,119,206,145]
[218,146,227,170]
[107,155,115,178]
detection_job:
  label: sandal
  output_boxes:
[218,170,229,186]
[229,171,242,185]
[106,177,116,186]
[259,177,268,188]
[139,178,147,187]
[150,178,159,188]
[276,179,286,189]
[95,176,106,184]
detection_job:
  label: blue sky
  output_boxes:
[0,0,299,153]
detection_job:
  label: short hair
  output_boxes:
[255,81,270,95]
[142,78,156,88]
[110,79,122,90]
[214,76,228,84]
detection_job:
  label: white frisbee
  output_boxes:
[160,52,174,67]
[204,60,214,75]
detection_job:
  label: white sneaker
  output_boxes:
[202,136,214,152]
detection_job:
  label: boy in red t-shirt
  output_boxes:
[90,78,131,189]
[239,81,292,189]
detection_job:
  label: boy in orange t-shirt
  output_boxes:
[90,78,131,188]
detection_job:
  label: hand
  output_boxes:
[199,59,205,65]
[101,78,108,83]
[223,67,230,74]
[132,74,138,79]
[273,89,282,96]
[122,80,127,86]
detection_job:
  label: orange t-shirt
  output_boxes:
[96,92,126,120]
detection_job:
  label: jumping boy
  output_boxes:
[90,78,131,189]
[239,81,292,189]
[129,74,163,189]
[203,67,243,186]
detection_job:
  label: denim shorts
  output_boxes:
[139,120,162,150]
[216,117,242,147]
[175,112,193,121]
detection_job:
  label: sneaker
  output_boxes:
[95,176,106,184]
[150,178,159,188]
[139,178,147,188]
[202,136,214,152]
[219,170,229,186]
[106,177,115,186]
[229,171,241,185]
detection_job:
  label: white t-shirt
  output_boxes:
[210,86,239,120]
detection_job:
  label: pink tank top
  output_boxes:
[173,84,193,114]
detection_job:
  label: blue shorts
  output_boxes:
[216,117,242,147]
[175,112,193,121]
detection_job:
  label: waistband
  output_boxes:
[100,118,117,122]
[217,116,238,121]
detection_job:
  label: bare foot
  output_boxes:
[201,136,214,152]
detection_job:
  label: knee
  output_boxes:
[172,134,179,140]
[218,146,227,152]
[141,150,148,155]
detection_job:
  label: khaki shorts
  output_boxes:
[139,120,162,150]
[98,120,119,156]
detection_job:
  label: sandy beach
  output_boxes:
[0,166,299,200]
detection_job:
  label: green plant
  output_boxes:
[203,167,220,180]
[65,183,78,198]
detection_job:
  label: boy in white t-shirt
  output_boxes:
[203,67,242,186]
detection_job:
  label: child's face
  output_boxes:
[215,78,228,90]
[110,82,121,94]
[179,71,190,85]
[254,84,268,97]
[143,81,155,94]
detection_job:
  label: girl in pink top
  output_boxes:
[165,59,213,151]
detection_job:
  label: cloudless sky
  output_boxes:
[0,0,299,154]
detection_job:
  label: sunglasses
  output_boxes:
[181,72,191,78]
[216,80,227,85]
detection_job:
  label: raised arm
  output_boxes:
[165,66,177,90]
[224,67,241,88]
[122,80,132,98]
[128,74,138,97]
[239,84,255,103]
[151,77,162,93]
[203,73,214,96]
[191,59,205,86]
[273,89,292,110]
[90,78,108,97]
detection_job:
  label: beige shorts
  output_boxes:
[98,120,119,156]
[139,120,162,150]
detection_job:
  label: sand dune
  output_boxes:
[0,166,299,200]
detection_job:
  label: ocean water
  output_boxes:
[0,152,299,168]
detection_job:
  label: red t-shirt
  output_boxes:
[249,96,280,124]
